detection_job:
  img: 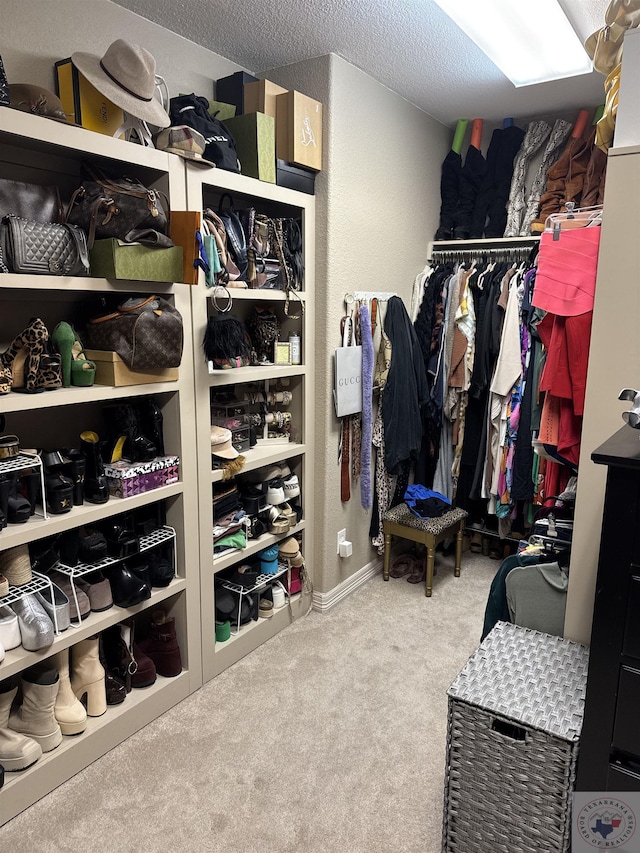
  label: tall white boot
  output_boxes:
[9,669,63,752]
[0,681,42,770]
[70,636,107,717]
[51,649,87,735]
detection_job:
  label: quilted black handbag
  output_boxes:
[0,214,90,276]
[84,295,183,370]
[65,161,171,248]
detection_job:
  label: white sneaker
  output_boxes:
[283,474,300,499]
[266,480,285,505]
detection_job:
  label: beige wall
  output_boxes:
[266,55,450,593]
[564,146,640,645]
[2,0,242,102]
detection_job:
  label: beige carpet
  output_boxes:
[0,550,497,853]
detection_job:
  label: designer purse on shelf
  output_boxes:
[0,214,90,276]
[65,161,171,248]
[84,295,183,370]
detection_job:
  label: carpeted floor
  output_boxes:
[0,550,497,852]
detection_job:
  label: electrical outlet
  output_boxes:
[337,528,347,555]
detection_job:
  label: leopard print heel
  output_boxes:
[0,317,49,393]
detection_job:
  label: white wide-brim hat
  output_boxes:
[71,39,170,128]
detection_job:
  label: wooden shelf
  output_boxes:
[211,521,307,573]
[200,287,307,302]
[0,273,176,294]
[211,442,306,482]
[207,364,306,385]
[0,382,179,414]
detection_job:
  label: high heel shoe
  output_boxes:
[0,318,49,394]
[70,636,107,717]
[51,322,95,388]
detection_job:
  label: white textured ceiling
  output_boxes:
[112,0,610,125]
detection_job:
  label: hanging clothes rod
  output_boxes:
[426,235,540,263]
[344,290,397,305]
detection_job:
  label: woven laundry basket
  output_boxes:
[442,621,589,853]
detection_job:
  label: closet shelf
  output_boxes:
[0,668,190,810]
[199,166,313,208]
[207,364,306,384]
[201,288,307,302]
[0,578,187,680]
[0,383,179,414]
[430,236,541,250]
[211,442,306,482]
[0,273,174,294]
[0,483,184,551]
[212,521,306,573]
[0,108,172,172]
[213,593,305,664]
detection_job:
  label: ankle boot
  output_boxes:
[50,649,87,736]
[98,633,127,705]
[7,473,31,523]
[8,668,63,752]
[103,403,157,464]
[70,636,107,717]
[21,470,40,516]
[80,431,109,505]
[0,680,42,771]
[137,609,182,678]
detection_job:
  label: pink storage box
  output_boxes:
[104,455,180,499]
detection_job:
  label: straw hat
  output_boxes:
[71,39,170,127]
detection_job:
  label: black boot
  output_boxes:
[137,399,164,457]
[80,431,109,504]
[0,476,10,528]
[102,404,157,464]
[63,449,85,506]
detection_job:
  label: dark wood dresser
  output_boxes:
[577,425,640,791]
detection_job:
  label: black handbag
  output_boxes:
[65,161,171,248]
[0,214,90,276]
[84,295,183,370]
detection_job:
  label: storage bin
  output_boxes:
[442,621,589,853]
[275,90,323,172]
[104,455,180,499]
[223,113,275,183]
[55,58,124,135]
[89,239,183,283]
[276,159,316,195]
[215,71,259,115]
[85,350,179,387]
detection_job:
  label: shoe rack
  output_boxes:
[185,164,315,683]
[0,109,201,824]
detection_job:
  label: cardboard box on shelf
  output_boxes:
[55,58,124,136]
[85,350,179,387]
[275,91,323,172]
[89,239,183,283]
[223,113,275,183]
[244,80,288,119]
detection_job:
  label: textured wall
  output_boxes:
[266,55,450,593]
[1,0,243,100]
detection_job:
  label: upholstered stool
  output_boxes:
[382,504,468,597]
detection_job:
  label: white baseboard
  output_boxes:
[312,553,384,612]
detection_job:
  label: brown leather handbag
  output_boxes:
[84,295,183,370]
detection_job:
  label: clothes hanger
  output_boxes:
[544,201,603,239]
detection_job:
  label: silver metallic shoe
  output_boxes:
[10,595,54,651]
[0,605,21,651]
[35,582,71,633]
